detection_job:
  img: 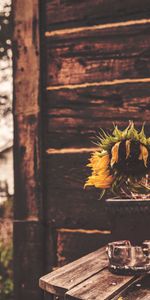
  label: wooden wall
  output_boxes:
[13,0,150,300]
[44,0,150,269]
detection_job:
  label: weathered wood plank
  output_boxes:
[45,188,110,229]
[14,221,45,300]
[65,270,137,300]
[13,1,44,300]
[45,226,58,273]
[45,0,150,30]
[122,275,150,300]
[46,83,150,148]
[46,23,150,87]
[13,0,42,219]
[46,151,94,190]
[45,152,111,229]
[56,229,111,266]
[39,247,108,296]
[46,82,150,108]
[14,114,43,219]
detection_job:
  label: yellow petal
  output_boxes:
[126,140,131,159]
[88,153,110,172]
[84,169,114,189]
[139,144,149,167]
[111,142,121,167]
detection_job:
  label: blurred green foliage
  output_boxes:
[0,238,13,300]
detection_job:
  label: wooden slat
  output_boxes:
[39,247,108,296]
[45,0,150,30]
[122,275,150,300]
[46,83,150,148]
[46,82,150,108]
[65,270,138,300]
[46,152,90,190]
[56,229,111,267]
[45,188,110,229]
[46,23,150,87]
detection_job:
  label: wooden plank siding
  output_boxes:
[46,22,150,87]
[13,0,150,299]
[45,0,150,30]
[43,2,150,269]
[45,83,150,149]
[13,0,45,299]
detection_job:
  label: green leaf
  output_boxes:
[98,189,106,200]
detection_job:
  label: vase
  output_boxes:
[105,199,150,245]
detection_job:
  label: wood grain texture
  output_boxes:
[46,152,90,190]
[14,221,45,300]
[65,269,137,300]
[56,229,111,266]
[122,275,150,300]
[13,0,42,219]
[45,188,110,229]
[14,114,42,219]
[13,1,44,300]
[45,0,150,30]
[39,247,108,296]
[46,23,150,87]
[46,83,150,149]
[45,152,111,229]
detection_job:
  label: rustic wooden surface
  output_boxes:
[66,269,138,300]
[46,23,150,87]
[45,0,150,30]
[46,83,150,149]
[122,276,150,300]
[43,0,150,270]
[13,0,44,299]
[13,0,150,298]
[56,228,111,266]
[40,247,150,300]
[45,152,110,230]
[39,247,108,296]
[14,221,45,300]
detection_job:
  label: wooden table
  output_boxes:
[39,247,150,299]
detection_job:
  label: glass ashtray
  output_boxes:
[106,240,150,275]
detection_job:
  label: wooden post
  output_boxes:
[13,0,44,299]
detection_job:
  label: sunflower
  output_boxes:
[85,121,150,199]
[84,153,114,189]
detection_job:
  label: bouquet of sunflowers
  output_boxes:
[85,121,150,200]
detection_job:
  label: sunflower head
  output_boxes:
[85,121,150,199]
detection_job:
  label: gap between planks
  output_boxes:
[46,78,150,91]
[46,147,97,155]
[57,228,111,235]
[45,18,150,37]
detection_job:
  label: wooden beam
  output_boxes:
[13,0,45,299]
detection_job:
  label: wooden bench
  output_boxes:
[39,247,150,299]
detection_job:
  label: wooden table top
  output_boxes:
[39,247,150,299]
